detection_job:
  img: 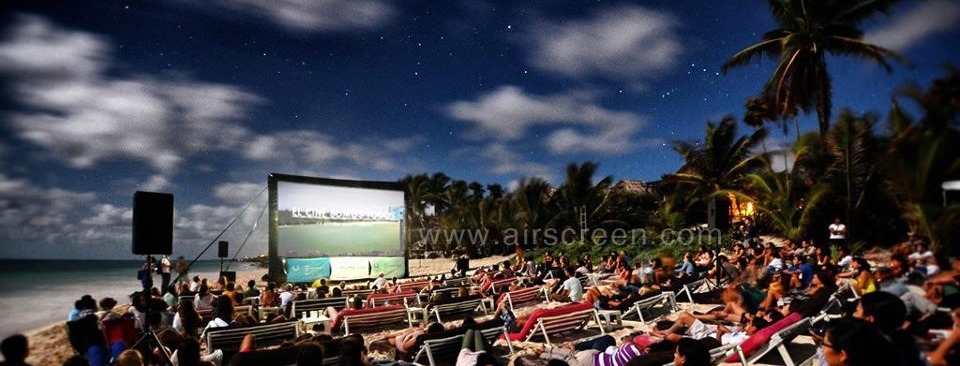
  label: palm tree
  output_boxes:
[668,116,766,230]
[551,162,614,239]
[510,177,553,247]
[669,116,766,198]
[744,141,828,241]
[723,0,903,136]
[822,110,883,237]
[885,71,960,253]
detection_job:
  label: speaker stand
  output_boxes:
[129,329,171,365]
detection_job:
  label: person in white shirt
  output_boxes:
[558,267,584,302]
[371,273,388,290]
[828,217,847,246]
[278,284,296,308]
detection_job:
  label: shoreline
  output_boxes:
[23,255,512,365]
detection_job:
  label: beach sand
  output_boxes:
[24,255,513,365]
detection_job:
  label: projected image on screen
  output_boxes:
[277,181,404,258]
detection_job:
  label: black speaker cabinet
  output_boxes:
[707,198,730,232]
[219,271,236,283]
[218,241,229,258]
[132,191,174,255]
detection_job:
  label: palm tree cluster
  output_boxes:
[665,69,960,255]
[399,163,660,257]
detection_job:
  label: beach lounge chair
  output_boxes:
[505,302,601,346]
[723,312,817,366]
[427,294,484,323]
[342,288,374,299]
[496,286,542,312]
[290,297,349,317]
[396,280,431,293]
[226,339,342,366]
[367,290,421,307]
[621,291,677,322]
[206,321,299,363]
[478,276,516,295]
[330,304,408,335]
[676,278,709,303]
[412,324,513,366]
[400,318,512,366]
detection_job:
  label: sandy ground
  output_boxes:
[23,255,512,365]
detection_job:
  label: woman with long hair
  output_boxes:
[173,300,201,340]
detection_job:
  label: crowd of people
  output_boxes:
[4,226,959,366]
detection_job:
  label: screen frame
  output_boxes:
[267,173,407,283]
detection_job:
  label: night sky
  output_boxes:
[2,0,958,259]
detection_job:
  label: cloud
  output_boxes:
[244,130,421,172]
[213,181,265,205]
[0,175,98,244]
[452,142,555,180]
[447,86,647,155]
[865,0,960,52]
[198,0,396,32]
[525,5,682,86]
[141,174,176,192]
[0,15,262,173]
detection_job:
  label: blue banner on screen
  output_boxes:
[286,258,331,282]
[286,257,406,281]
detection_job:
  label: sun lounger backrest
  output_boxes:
[496,286,542,311]
[367,290,419,307]
[207,321,299,363]
[622,291,676,322]
[724,312,803,363]
[412,321,512,366]
[342,288,374,298]
[506,302,596,345]
[226,343,342,366]
[332,305,407,335]
[677,278,708,303]
[290,297,349,316]
[443,278,469,287]
[479,276,516,294]
[396,280,430,292]
[430,296,483,323]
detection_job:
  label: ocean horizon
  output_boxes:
[0,259,260,340]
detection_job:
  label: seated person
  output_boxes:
[384,322,445,353]
[690,285,749,323]
[547,267,583,302]
[652,311,776,346]
[455,329,497,366]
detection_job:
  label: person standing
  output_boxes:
[828,217,847,247]
[138,257,154,292]
[174,256,189,285]
[160,255,172,295]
